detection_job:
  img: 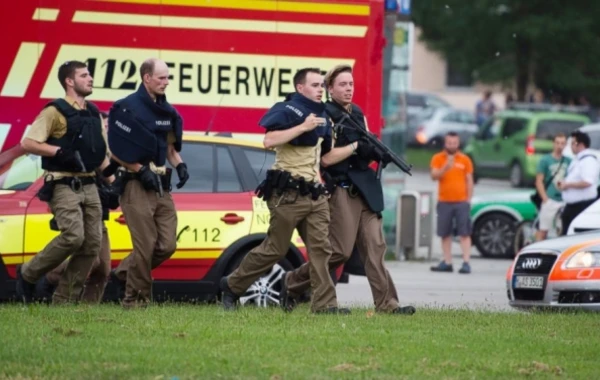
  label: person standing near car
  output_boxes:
[219,68,344,314]
[534,133,570,241]
[15,60,111,304]
[430,132,474,274]
[280,64,415,316]
[557,130,600,235]
[107,58,190,309]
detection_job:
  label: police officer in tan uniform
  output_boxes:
[41,113,119,303]
[108,58,189,309]
[282,64,416,315]
[220,68,348,314]
[16,60,111,304]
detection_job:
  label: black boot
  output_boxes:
[392,306,416,315]
[219,277,239,311]
[110,269,126,300]
[279,272,297,313]
[15,265,36,303]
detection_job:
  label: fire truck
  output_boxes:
[0,0,386,151]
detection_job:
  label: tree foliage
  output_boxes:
[411,0,600,103]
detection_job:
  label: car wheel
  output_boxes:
[513,220,535,255]
[509,162,523,188]
[226,251,294,308]
[473,213,519,258]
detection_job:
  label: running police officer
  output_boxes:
[219,68,348,314]
[108,58,189,309]
[16,60,111,304]
[282,64,416,315]
[41,113,120,303]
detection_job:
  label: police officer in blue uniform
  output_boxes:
[220,68,347,314]
[108,58,189,309]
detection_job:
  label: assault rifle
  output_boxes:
[337,113,413,178]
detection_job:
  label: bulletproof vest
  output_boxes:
[42,99,107,173]
[108,85,182,166]
[324,100,384,214]
[324,101,370,177]
[259,92,331,147]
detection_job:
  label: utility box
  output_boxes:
[395,190,435,260]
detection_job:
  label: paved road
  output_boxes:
[337,258,514,312]
[347,168,518,311]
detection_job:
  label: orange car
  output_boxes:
[506,231,600,310]
[0,135,320,305]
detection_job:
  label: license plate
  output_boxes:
[514,276,544,289]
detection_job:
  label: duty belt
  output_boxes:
[123,170,172,191]
[333,177,359,197]
[51,176,96,192]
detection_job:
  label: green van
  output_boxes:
[464,103,590,187]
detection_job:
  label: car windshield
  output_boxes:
[535,119,586,140]
[0,153,43,190]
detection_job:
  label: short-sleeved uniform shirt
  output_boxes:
[25,96,108,180]
[430,151,473,202]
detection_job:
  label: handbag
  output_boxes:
[530,157,565,209]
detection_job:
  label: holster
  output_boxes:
[254,169,326,202]
[36,175,56,203]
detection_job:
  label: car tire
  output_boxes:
[224,249,295,308]
[510,162,524,188]
[473,213,519,258]
[513,220,535,256]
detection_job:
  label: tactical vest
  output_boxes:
[112,85,182,166]
[42,99,107,173]
[259,92,331,147]
[324,101,370,178]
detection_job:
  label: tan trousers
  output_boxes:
[227,191,337,313]
[113,180,177,307]
[22,183,103,303]
[46,223,111,303]
[287,187,400,312]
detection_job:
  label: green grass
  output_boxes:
[1,304,598,379]
[405,148,437,170]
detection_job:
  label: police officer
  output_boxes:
[16,60,111,304]
[41,113,120,303]
[282,64,416,315]
[220,68,347,314]
[108,58,189,309]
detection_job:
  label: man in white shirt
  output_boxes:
[557,131,600,235]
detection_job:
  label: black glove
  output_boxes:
[175,162,189,189]
[138,165,161,192]
[54,148,84,171]
[355,138,376,160]
[372,148,393,167]
[102,159,120,177]
[98,183,120,210]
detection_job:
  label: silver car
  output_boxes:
[407,107,479,148]
[506,230,600,311]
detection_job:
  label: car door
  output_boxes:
[498,117,528,167]
[471,117,505,176]
[107,141,255,282]
[1,149,44,295]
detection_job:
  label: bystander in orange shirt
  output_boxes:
[430,151,473,202]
